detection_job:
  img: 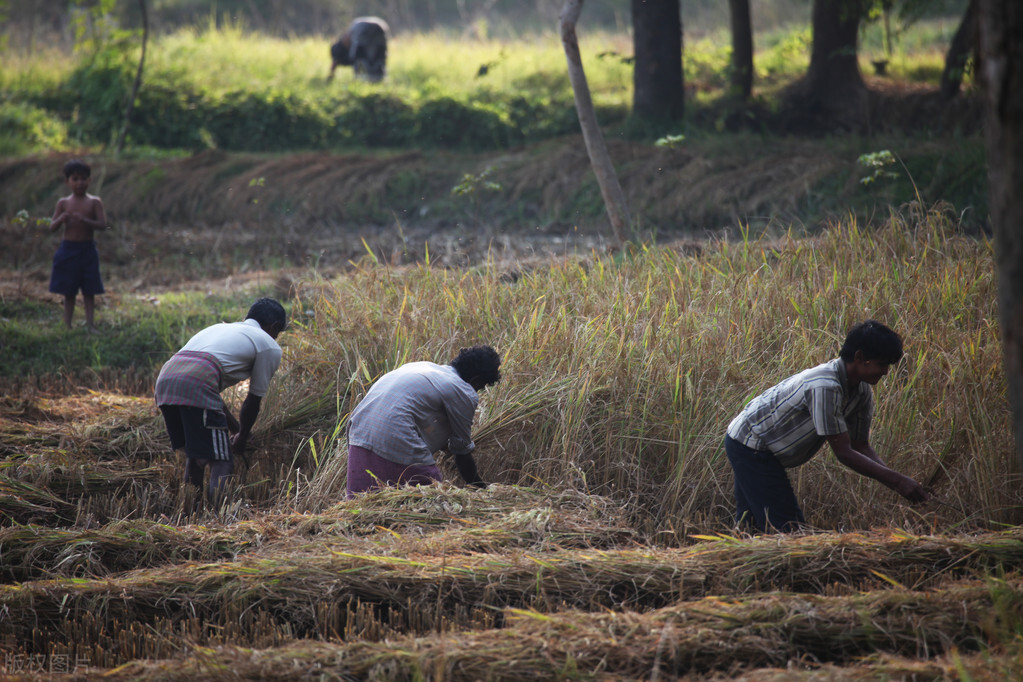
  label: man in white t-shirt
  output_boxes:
[155,298,286,504]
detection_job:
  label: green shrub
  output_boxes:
[415,96,511,149]
[205,90,332,151]
[503,93,578,142]
[333,93,416,147]
[58,57,134,144]
[0,101,68,154]
[129,81,209,149]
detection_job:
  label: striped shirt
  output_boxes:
[726,358,873,468]
[349,362,479,467]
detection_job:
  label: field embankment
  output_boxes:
[0,131,988,259]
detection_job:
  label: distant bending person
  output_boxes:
[346,345,502,497]
[155,298,287,505]
[48,159,108,332]
[724,320,928,532]
[328,16,389,82]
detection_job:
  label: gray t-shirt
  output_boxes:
[726,358,873,468]
[349,361,479,467]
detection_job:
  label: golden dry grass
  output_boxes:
[1,483,1021,674]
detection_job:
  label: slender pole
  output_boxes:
[560,0,630,248]
[115,0,148,155]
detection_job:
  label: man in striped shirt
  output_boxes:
[725,320,928,532]
[347,345,501,497]
[155,298,286,505]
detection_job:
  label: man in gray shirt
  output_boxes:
[724,320,928,532]
[347,345,501,497]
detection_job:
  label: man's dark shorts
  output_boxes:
[49,240,104,296]
[159,405,231,462]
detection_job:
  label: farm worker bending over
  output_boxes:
[328,16,389,82]
[724,319,928,532]
[155,298,287,505]
[346,345,502,498]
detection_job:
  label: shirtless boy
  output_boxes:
[49,159,108,332]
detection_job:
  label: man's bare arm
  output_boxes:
[231,393,262,456]
[827,432,928,502]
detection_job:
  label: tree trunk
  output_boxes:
[560,0,630,248]
[631,0,684,122]
[940,0,978,101]
[978,0,1023,476]
[802,0,868,130]
[115,0,147,156]
[728,0,753,99]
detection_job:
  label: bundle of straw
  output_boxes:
[63,577,1023,681]
[2,527,1021,653]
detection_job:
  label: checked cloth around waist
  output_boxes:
[155,351,225,411]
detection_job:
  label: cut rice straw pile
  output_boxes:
[1,483,1021,667]
[0,484,638,582]
[55,577,1023,681]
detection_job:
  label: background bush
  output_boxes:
[0,101,68,154]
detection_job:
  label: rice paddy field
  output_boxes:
[1,201,1022,679]
[3,6,1022,680]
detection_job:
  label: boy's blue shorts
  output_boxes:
[49,240,105,296]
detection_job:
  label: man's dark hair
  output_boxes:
[246,298,287,332]
[451,345,501,387]
[63,159,91,179]
[839,319,903,364]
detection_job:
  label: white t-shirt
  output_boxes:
[180,319,282,396]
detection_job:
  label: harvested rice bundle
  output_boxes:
[56,577,1023,681]
[690,527,1023,594]
[0,475,69,523]
[312,482,639,549]
[3,529,1022,656]
[2,459,169,498]
[0,484,635,582]
[0,518,277,582]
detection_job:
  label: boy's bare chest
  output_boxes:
[65,197,97,216]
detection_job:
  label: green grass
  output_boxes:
[0,289,272,380]
[0,19,964,155]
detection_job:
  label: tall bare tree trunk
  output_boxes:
[800,0,868,130]
[115,0,147,156]
[729,0,753,99]
[560,0,630,248]
[631,0,684,122]
[941,0,978,101]
[978,0,1023,475]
